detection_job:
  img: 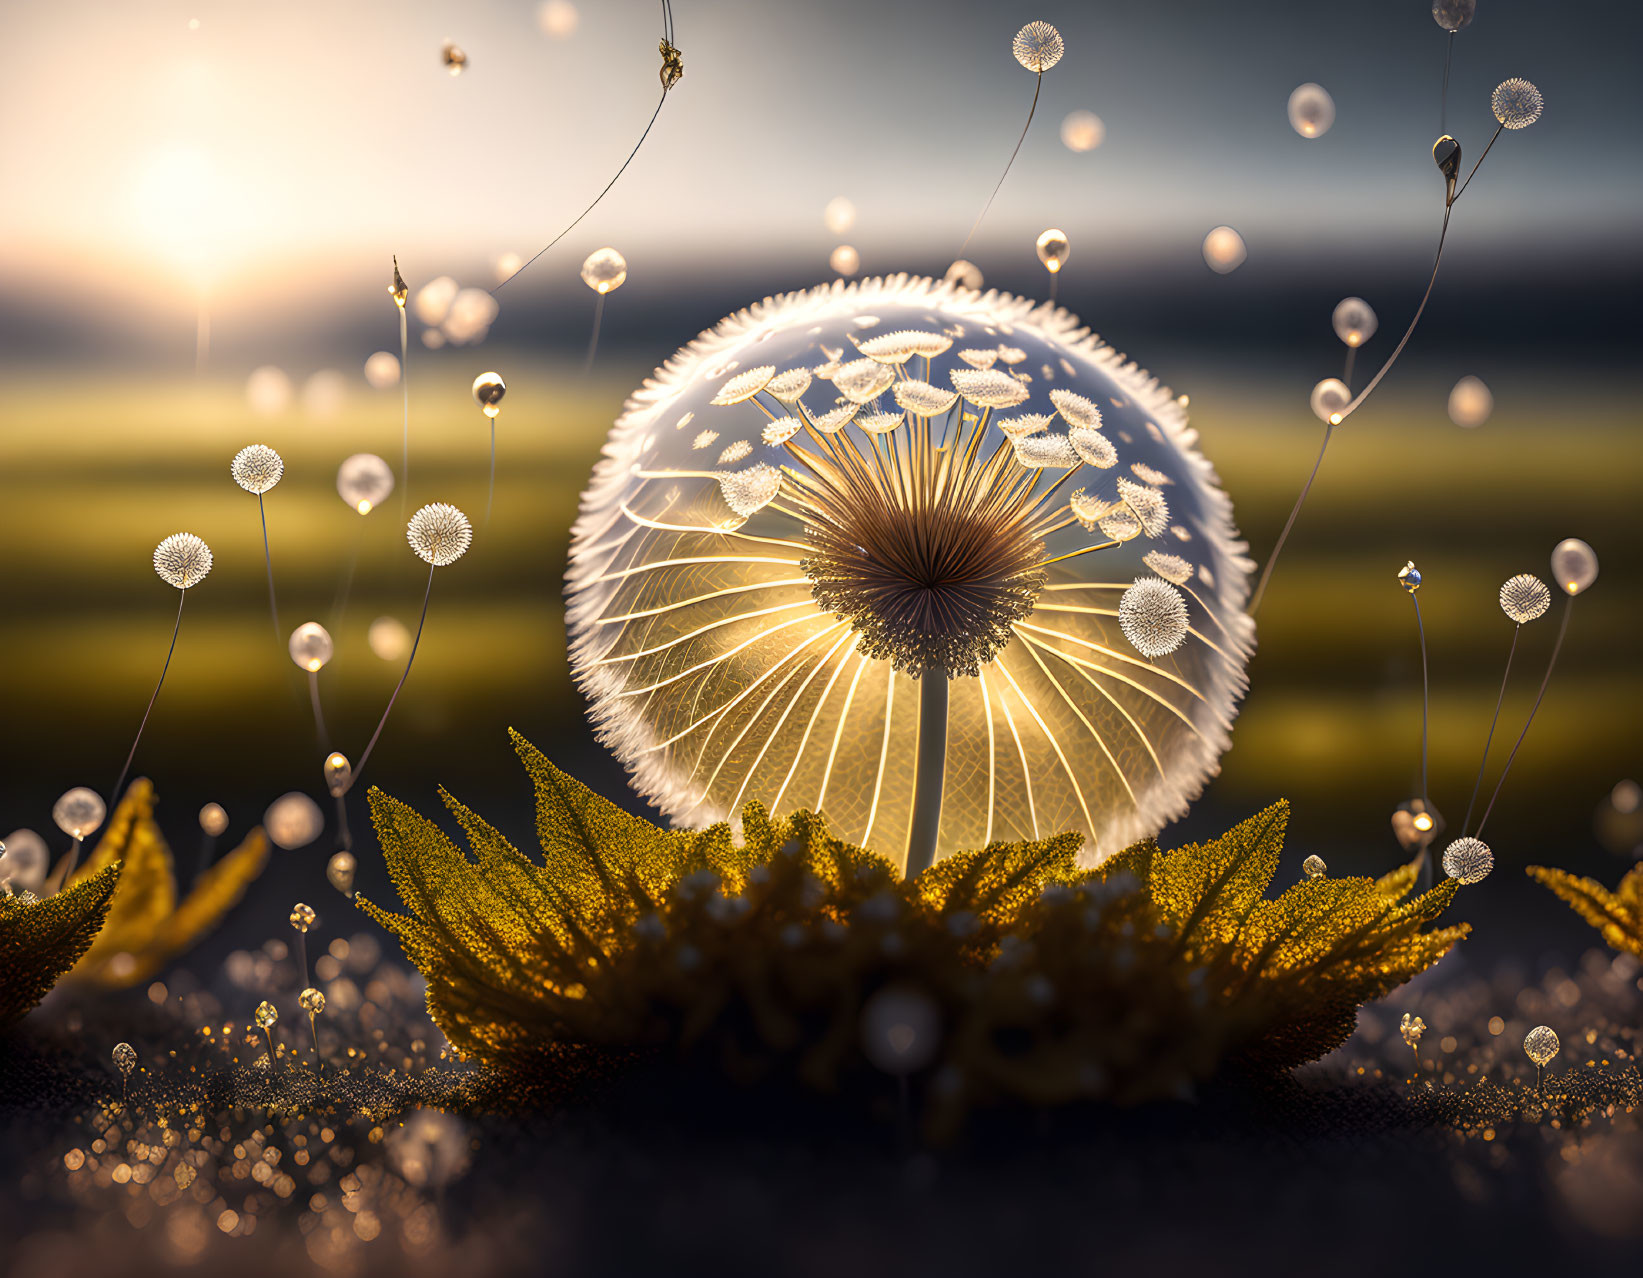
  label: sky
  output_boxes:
[1,0,1638,352]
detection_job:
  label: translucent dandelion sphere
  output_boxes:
[287,622,334,673]
[407,503,473,567]
[0,829,49,892]
[1012,21,1064,73]
[153,533,212,589]
[1549,538,1598,596]
[1035,228,1070,274]
[1331,297,1378,348]
[580,247,628,295]
[1119,577,1190,658]
[1432,0,1475,32]
[566,277,1255,867]
[53,787,106,839]
[1441,835,1494,885]
[1499,573,1552,624]
[1523,1024,1559,1068]
[1310,378,1351,424]
[264,792,324,851]
[1448,375,1493,427]
[231,443,284,495]
[1202,226,1247,275]
[112,1042,137,1077]
[336,453,395,513]
[1302,854,1326,879]
[1287,83,1335,138]
[472,371,507,417]
[830,245,860,277]
[1491,78,1544,130]
[198,803,229,837]
[1060,109,1105,152]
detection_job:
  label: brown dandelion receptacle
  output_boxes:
[567,277,1254,873]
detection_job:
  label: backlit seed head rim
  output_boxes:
[407,503,473,566]
[1498,573,1551,624]
[154,533,213,589]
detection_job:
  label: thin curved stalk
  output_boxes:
[345,562,435,793]
[1452,122,1504,205]
[904,669,949,878]
[959,71,1042,256]
[258,493,281,643]
[585,293,606,372]
[1462,625,1520,835]
[1248,423,1332,616]
[307,670,330,751]
[113,589,187,803]
[398,304,410,514]
[1475,596,1573,840]
[1439,33,1454,133]
[486,419,496,526]
[1412,593,1430,807]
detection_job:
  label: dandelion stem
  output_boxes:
[346,561,435,793]
[487,419,496,526]
[399,304,410,514]
[331,523,363,631]
[1452,122,1504,205]
[1341,345,1356,390]
[585,293,606,372]
[904,669,949,878]
[1248,423,1332,616]
[258,492,281,643]
[1462,624,1520,835]
[1439,32,1454,134]
[1048,270,1059,306]
[959,70,1042,255]
[1411,592,1431,810]
[113,588,186,803]
[334,793,353,852]
[1475,595,1573,840]
[306,670,330,751]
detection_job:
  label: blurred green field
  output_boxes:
[0,357,1636,864]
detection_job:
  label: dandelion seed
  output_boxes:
[265,793,323,850]
[1400,1012,1426,1054]
[1069,426,1118,469]
[766,368,812,403]
[1049,388,1102,430]
[1310,378,1350,424]
[950,367,1030,409]
[692,430,719,450]
[1331,297,1378,348]
[1116,477,1169,537]
[326,850,357,897]
[336,453,394,514]
[1143,551,1193,585]
[762,417,802,445]
[811,403,859,432]
[712,366,776,405]
[1447,375,1493,427]
[1432,0,1475,31]
[829,245,860,277]
[153,533,212,590]
[1287,82,1335,138]
[1011,432,1081,469]
[54,788,105,841]
[323,752,351,797]
[1068,489,1118,529]
[858,330,952,364]
[1036,228,1070,296]
[407,503,473,566]
[113,1042,136,1077]
[857,411,905,435]
[288,623,333,673]
[198,805,228,840]
[0,829,49,893]
[958,348,999,370]
[1398,560,1422,593]
[998,412,1052,438]
[717,440,753,464]
[1012,21,1064,72]
[1119,577,1189,657]
[996,346,1028,366]
[1499,574,1551,623]
[892,380,960,416]
[1130,461,1172,486]
[718,463,782,517]
[1523,1024,1558,1068]
[1441,836,1493,884]
[231,444,283,494]
[289,902,316,933]
[1491,78,1543,130]
[834,358,897,404]
[1550,539,1598,596]
[944,260,984,291]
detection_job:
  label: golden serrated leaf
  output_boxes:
[0,863,121,1025]
[1527,864,1643,959]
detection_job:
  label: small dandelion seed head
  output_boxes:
[1116,477,1170,538]
[1069,426,1118,469]
[711,366,776,406]
[718,463,782,517]
[288,902,316,933]
[1523,1024,1559,1068]
[471,371,507,417]
[1035,228,1070,272]
[54,787,106,839]
[1012,21,1064,73]
[287,622,334,673]
[323,752,352,796]
[326,851,357,895]
[581,247,628,294]
[857,330,952,364]
[1441,836,1493,884]
[254,1000,278,1030]
[231,443,284,494]
[997,412,1052,439]
[407,503,473,566]
[1310,377,1350,423]
[958,348,998,370]
[198,802,229,837]
[153,533,213,589]
[299,987,326,1016]
[1119,576,1189,657]
[112,1042,137,1078]
[1331,296,1378,348]
[1142,550,1193,585]
[1049,388,1102,430]
[833,358,897,404]
[893,381,961,416]
[1397,560,1422,593]
[1011,432,1081,470]
[1400,1013,1426,1048]
[717,439,754,465]
[1302,854,1327,879]
[1499,573,1551,623]
[1432,0,1475,32]
[1491,78,1543,130]
[1549,538,1598,596]
[336,452,395,513]
[950,367,1030,409]
[766,368,813,403]
[762,417,802,446]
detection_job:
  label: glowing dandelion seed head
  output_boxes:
[1060,109,1104,152]
[0,829,49,892]
[231,444,284,495]
[53,788,105,839]
[1492,78,1543,130]
[1287,83,1335,138]
[1035,228,1070,273]
[1499,574,1551,623]
[1392,797,1443,851]
[823,197,856,235]
[568,277,1254,868]
[1432,0,1475,32]
[1331,297,1378,348]
[1441,836,1493,884]
[581,247,628,294]
[944,260,984,291]
[407,503,473,566]
[153,533,213,589]
[289,902,316,933]
[1202,226,1247,274]
[327,851,357,894]
[1119,577,1190,657]
[1447,374,1493,427]
[113,1043,137,1076]
[1302,854,1326,879]
[1550,538,1598,596]
[830,245,860,277]
[323,752,352,797]
[198,803,228,837]
[287,622,334,673]
[254,1000,278,1029]
[471,370,507,417]
[1398,560,1422,594]
[265,792,323,850]
[1523,1024,1559,1067]
[1012,22,1064,73]
[364,351,401,389]
[1310,378,1350,424]
[336,453,395,514]
[299,987,326,1016]
[1400,1013,1426,1048]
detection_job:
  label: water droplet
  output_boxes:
[1287,82,1335,138]
[53,788,105,840]
[198,804,229,837]
[288,622,334,673]
[1202,225,1247,274]
[1331,297,1378,347]
[1549,538,1598,596]
[323,752,352,797]
[1035,227,1070,274]
[289,902,316,933]
[1302,854,1327,879]
[580,247,627,294]
[336,453,395,514]
[471,371,506,417]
